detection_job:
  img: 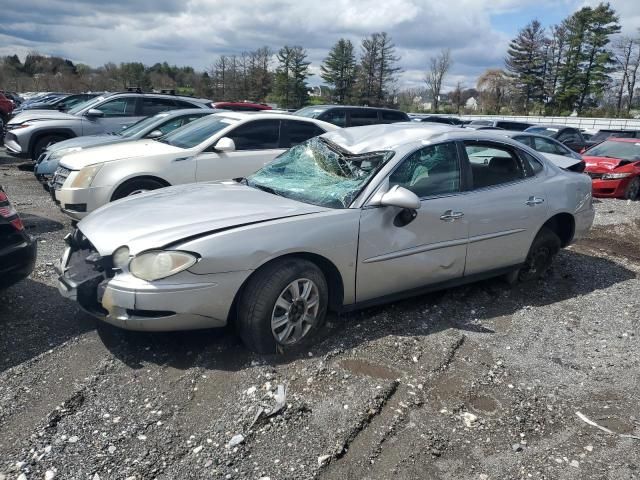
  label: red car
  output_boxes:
[212,101,272,111]
[583,138,640,200]
[0,92,15,130]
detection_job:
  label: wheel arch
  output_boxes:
[28,128,77,158]
[226,252,345,325]
[111,175,171,201]
[540,212,575,248]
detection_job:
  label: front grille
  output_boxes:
[52,167,72,190]
[63,232,114,315]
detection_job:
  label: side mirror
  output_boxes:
[85,108,104,118]
[379,185,421,210]
[214,137,236,152]
[147,130,163,139]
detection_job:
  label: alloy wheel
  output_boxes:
[271,278,320,345]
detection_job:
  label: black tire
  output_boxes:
[513,227,561,283]
[111,178,166,201]
[31,134,67,161]
[237,258,328,354]
[624,177,640,200]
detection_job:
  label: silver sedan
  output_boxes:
[56,124,594,353]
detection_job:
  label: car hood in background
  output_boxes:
[78,182,329,255]
[583,155,635,172]
[46,134,122,154]
[7,109,78,124]
[60,139,184,170]
[541,153,583,170]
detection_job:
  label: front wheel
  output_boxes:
[506,227,561,284]
[237,258,328,354]
[31,134,66,161]
[624,177,640,200]
[111,178,166,201]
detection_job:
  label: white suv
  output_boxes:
[52,112,337,220]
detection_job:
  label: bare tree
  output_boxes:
[614,32,640,114]
[450,81,464,114]
[424,49,452,112]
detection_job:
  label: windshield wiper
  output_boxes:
[251,183,280,196]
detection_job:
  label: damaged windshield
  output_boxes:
[247,137,393,208]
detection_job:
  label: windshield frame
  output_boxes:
[68,96,106,115]
[246,136,394,209]
[156,114,236,150]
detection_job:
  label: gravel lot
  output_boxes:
[1,147,639,480]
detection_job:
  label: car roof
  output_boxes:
[302,104,405,112]
[155,108,217,117]
[527,124,572,129]
[604,137,640,143]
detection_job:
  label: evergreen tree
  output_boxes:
[505,20,546,113]
[320,39,357,104]
[356,32,401,106]
[273,46,311,109]
[555,3,620,114]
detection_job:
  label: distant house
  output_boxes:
[465,97,478,111]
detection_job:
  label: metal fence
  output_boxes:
[408,113,640,131]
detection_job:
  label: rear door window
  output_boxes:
[226,120,281,150]
[319,109,347,127]
[349,110,379,126]
[464,142,526,189]
[280,120,326,148]
[390,142,461,198]
[95,97,138,117]
[381,110,408,123]
[141,98,178,115]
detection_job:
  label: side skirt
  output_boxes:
[339,264,523,313]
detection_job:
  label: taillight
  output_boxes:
[0,189,25,231]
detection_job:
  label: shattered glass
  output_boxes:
[247,137,394,208]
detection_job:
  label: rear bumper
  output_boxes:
[0,236,37,288]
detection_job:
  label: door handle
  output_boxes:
[440,210,464,221]
[525,196,545,206]
[173,156,192,162]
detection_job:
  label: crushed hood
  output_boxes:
[584,155,634,172]
[60,139,183,170]
[78,182,328,255]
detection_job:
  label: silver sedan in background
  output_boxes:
[56,124,594,353]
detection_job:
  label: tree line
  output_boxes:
[494,2,639,116]
[0,31,402,110]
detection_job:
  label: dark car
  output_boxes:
[584,129,640,148]
[294,105,409,127]
[414,115,464,126]
[15,93,100,114]
[524,125,587,153]
[212,102,272,111]
[468,119,532,131]
[0,185,37,289]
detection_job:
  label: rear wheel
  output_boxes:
[624,177,640,200]
[111,178,166,201]
[237,258,328,354]
[506,227,561,284]
[31,134,67,161]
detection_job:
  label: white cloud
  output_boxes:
[1,0,638,91]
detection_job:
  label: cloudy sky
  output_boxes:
[1,0,639,91]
